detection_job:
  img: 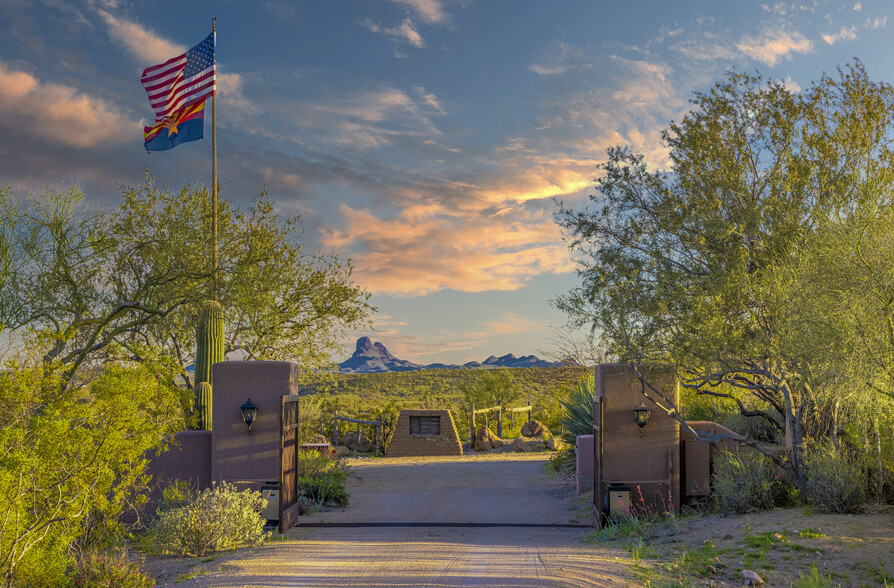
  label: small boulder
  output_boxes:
[510,436,545,452]
[474,426,504,451]
[521,420,550,438]
[341,430,374,453]
[742,570,764,586]
[546,436,567,451]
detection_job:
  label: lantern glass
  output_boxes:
[240,399,258,433]
[633,402,651,431]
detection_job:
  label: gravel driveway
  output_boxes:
[182,453,635,587]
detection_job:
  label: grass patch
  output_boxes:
[792,564,835,588]
[658,542,719,577]
[175,568,208,583]
[798,528,828,539]
[860,561,894,585]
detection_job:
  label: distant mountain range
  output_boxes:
[339,337,574,373]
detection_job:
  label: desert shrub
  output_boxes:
[721,412,783,445]
[374,401,402,454]
[713,449,793,513]
[297,475,349,511]
[559,375,595,445]
[68,547,154,588]
[591,486,678,541]
[543,375,596,479]
[143,482,268,556]
[0,364,185,586]
[296,451,350,513]
[803,445,865,513]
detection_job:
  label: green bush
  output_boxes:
[68,547,154,588]
[143,482,268,556]
[559,375,595,445]
[0,364,185,586]
[296,451,350,513]
[713,449,793,513]
[721,412,783,445]
[543,375,596,478]
[803,445,865,513]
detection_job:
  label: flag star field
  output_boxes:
[0,0,890,364]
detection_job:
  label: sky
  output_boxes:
[0,0,891,365]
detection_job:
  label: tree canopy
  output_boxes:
[555,61,894,485]
[0,175,374,584]
[0,174,374,388]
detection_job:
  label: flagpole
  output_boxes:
[211,17,218,300]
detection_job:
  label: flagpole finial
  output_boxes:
[212,17,216,32]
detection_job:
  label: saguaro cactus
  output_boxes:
[195,300,224,385]
[195,381,213,430]
[194,300,224,431]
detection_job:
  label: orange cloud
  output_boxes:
[322,203,575,296]
[737,27,813,66]
[0,62,136,148]
[97,10,186,64]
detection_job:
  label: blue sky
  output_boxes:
[0,0,890,364]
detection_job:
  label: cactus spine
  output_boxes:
[195,381,213,430]
[194,300,224,431]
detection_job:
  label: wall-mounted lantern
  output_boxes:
[240,399,258,435]
[633,401,651,436]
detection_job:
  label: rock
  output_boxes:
[510,436,545,452]
[707,565,717,575]
[331,445,351,458]
[546,436,567,451]
[341,430,374,453]
[308,433,330,445]
[742,570,764,585]
[520,420,550,437]
[474,426,504,451]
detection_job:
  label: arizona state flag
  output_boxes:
[144,101,206,152]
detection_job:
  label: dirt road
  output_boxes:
[180,453,635,587]
[301,453,588,526]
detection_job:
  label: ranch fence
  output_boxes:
[330,411,383,456]
[469,402,532,438]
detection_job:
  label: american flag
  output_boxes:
[141,33,215,121]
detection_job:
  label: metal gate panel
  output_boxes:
[280,395,300,533]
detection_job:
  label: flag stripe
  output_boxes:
[141,33,214,123]
[141,55,187,78]
[143,69,185,92]
[147,68,214,103]
[152,80,215,118]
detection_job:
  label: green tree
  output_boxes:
[110,176,373,389]
[555,62,894,487]
[0,363,185,586]
[0,182,212,386]
[460,369,520,410]
[0,175,373,390]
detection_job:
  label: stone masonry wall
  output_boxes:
[386,409,463,457]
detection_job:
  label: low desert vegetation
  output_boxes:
[298,366,591,449]
[142,482,269,557]
[296,451,351,513]
[0,174,372,586]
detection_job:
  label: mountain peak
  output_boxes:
[355,336,375,355]
[340,338,563,373]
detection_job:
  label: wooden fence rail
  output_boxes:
[332,411,383,456]
[469,402,533,438]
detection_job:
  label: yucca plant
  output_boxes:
[560,374,595,445]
